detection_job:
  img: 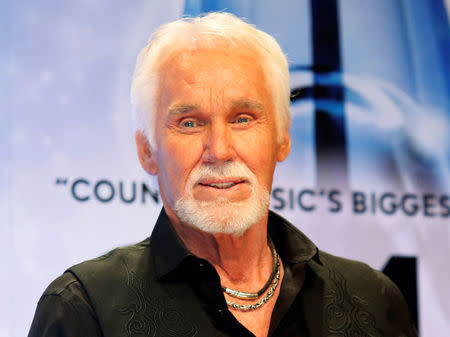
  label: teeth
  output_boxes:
[208,182,236,189]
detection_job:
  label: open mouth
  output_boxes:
[198,180,245,189]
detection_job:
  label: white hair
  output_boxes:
[130,12,290,147]
[174,161,270,236]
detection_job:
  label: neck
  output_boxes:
[168,208,273,289]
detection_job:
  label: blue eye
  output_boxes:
[236,117,250,123]
[182,120,196,127]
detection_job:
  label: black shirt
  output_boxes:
[28,210,417,336]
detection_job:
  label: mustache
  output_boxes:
[189,162,257,185]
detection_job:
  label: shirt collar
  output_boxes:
[267,211,320,265]
[151,208,320,279]
[151,208,194,279]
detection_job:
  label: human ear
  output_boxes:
[276,130,291,162]
[135,131,158,176]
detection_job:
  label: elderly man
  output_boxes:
[29,13,417,337]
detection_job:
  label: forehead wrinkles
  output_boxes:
[157,48,271,112]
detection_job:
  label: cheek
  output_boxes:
[237,140,278,182]
[159,138,202,184]
[239,129,279,161]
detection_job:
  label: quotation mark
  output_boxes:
[55,177,68,185]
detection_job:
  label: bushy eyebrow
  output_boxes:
[167,99,264,115]
[231,99,265,111]
[168,104,199,115]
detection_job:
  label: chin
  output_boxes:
[174,189,270,236]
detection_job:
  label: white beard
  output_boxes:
[173,162,270,236]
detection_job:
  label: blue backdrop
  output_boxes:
[1,1,449,336]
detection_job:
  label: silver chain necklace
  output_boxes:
[222,238,281,311]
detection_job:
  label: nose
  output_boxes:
[202,121,236,164]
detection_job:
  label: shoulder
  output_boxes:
[317,250,378,278]
[42,272,89,301]
[68,238,151,276]
[64,237,156,315]
[316,250,405,296]
[29,273,102,336]
[29,240,153,336]
[315,250,397,297]
[82,237,151,262]
[373,270,417,333]
[311,251,389,312]
[313,251,417,336]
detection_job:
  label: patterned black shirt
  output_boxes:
[28,210,417,336]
